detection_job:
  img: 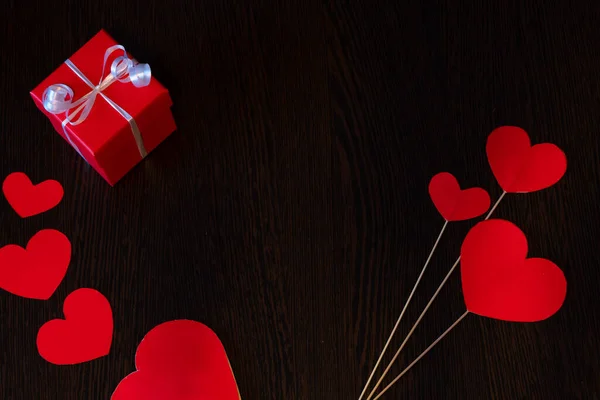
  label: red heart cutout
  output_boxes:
[0,229,71,300]
[460,219,567,322]
[428,172,491,221]
[37,288,113,365]
[112,320,240,400]
[3,172,64,217]
[486,126,566,193]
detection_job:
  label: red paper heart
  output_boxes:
[0,229,71,300]
[428,172,491,221]
[460,219,567,322]
[37,288,113,365]
[112,320,240,400]
[486,126,566,193]
[3,172,64,217]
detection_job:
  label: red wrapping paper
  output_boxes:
[31,30,176,185]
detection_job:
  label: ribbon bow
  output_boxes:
[42,45,151,159]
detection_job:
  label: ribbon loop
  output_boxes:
[129,63,151,87]
[111,56,133,81]
[42,84,75,114]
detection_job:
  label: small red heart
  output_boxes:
[112,320,240,400]
[37,288,113,365]
[0,229,71,300]
[460,219,567,322]
[3,172,64,217]
[486,126,567,193]
[428,172,490,221]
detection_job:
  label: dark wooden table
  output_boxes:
[1,1,599,399]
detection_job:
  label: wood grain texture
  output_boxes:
[1,0,599,398]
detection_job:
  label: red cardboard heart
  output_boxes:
[3,172,64,217]
[428,172,491,221]
[112,320,240,400]
[0,229,71,300]
[37,288,113,365]
[486,126,566,193]
[460,219,567,322]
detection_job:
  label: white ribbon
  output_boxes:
[42,45,151,160]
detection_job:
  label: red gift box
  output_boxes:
[31,30,176,185]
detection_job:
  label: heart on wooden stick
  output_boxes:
[428,172,490,221]
[486,126,566,193]
[460,219,567,322]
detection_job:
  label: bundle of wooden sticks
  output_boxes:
[359,126,568,399]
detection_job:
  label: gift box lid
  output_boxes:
[31,30,173,157]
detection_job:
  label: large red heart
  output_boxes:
[37,288,113,365]
[460,219,567,322]
[3,172,64,217]
[428,172,491,221]
[112,320,240,400]
[486,126,567,193]
[0,229,71,300]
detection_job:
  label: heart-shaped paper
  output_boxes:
[486,126,566,193]
[428,172,490,221]
[0,229,71,300]
[460,219,567,322]
[37,288,113,365]
[3,172,64,217]
[112,320,240,400]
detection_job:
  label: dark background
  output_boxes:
[1,0,599,399]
